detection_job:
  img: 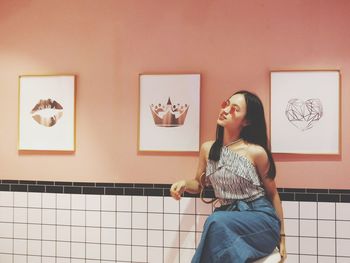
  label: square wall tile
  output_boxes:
[28,208,41,224]
[42,209,56,225]
[0,222,13,238]
[300,202,317,219]
[42,257,56,263]
[56,194,70,210]
[132,212,147,229]
[148,230,163,247]
[300,237,317,254]
[318,238,335,256]
[28,192,41,208]
[196,198,212,215]
[117,196,131,212]
[101,211,116,228]
[86,211,100,227]
[164,247,179,263]
[337,257,350,263]
[164,213,179,231]
[133,196,147,212]
[101,244,115,261]
[116,212,131,228]
[336,221,350,238]
[101,195,116,211]
[57,258,70,263]
[13,239,27,254]
[86,195,100,211]
[148,247,163,263]
[282,201,299,219]
[196,215,208,232]
[300,219,317,237]
[14,192,27,207]
[318,220,335,238]
[132,246,147,262]
[180,248,195,263]
[57,241,70,257]
[336,203,350,220]
[164,230,180,248]
[300,255,317,263]
[0,192,13,206]
[285,236,299,254]
[42,225,56,240]
[71,226,85,242]
[14,255,26,263]
[284,218,298,236]
[0,207,14,222]
[86,227,101,243]
[132,229,147,246]
[180,197,195,214]
[117,245,131,261]
[28,239,41,255]
[42,193,56,209]
[180,214,195,232]
[148,196,163,213]
[42,240,56,257]
[101,227,115,244]
[148,213,163,230]
[337,239,350,256]
[71,210,85,226]
[71,242,85,258]
[180,231,196,248]
[28,256,41,263]
[164,197,179,214]
[56,209,70,225]
[14,223,27,238]
[28,224,41,240]
[318,256,336,263]
[71,194,85,210]
[57,225,70,241]
[117,228,131,245]
[318,202,335,220]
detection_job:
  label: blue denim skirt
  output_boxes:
[191,196,280,263]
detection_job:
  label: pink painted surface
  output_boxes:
[0,0,349,188]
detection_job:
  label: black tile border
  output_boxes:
[0,179,349,202]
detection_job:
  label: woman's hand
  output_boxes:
[279,236,287,262]
[170,180,187,200]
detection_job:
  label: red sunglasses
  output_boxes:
[221,100,236,114]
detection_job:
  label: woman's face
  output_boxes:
[217,93,248,130]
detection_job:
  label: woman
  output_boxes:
[170,90,286,263]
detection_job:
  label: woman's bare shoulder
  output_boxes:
[246,143,268,165]
[200,140,215,156]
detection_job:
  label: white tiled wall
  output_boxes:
[1,192,350,263]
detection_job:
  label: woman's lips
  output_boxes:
[31,98,63,127]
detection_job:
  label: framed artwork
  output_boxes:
[270,70,341,154]
[18,75,76,151]
[138,73,200,152]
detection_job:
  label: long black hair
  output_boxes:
[208,90,276,179]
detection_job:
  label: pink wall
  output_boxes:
[0,0,349,188]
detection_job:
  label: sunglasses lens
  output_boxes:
[221,100,228,109]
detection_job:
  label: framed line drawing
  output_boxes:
[138,73,200,152]
[18,75,76,151]
[270,70,341,154]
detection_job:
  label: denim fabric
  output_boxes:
[192,197,280,263]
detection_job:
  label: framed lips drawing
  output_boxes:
[18,75,76,151]
[270,70,341,154]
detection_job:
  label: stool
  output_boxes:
[253,248,281,263]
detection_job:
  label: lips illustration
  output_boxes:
[31,99,63,127]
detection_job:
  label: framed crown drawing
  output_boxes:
[18,75,76,151]
[270,70,341,154]
[138,74,200,152]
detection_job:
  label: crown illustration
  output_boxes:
[150,97,189,127]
